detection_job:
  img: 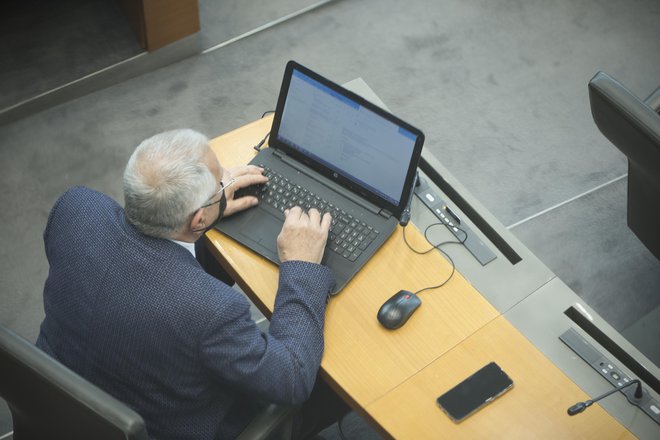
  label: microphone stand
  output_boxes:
[567,379,643,416]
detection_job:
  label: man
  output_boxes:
[36,129,340,439]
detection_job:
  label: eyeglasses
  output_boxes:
[201,177,236,219]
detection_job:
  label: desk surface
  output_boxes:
[205,115,634,439]
[368,316,634,439]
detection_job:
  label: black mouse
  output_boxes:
[377,290,422,330]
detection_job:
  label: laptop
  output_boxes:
[216,61,425,294]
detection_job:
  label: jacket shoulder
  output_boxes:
[57,186,118,209]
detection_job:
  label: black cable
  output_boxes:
[253,132,270,151]
[253,111,275,151]
[413,247,456,295]
[401,222,468,296]
[402,222,466,255]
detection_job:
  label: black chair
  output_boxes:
[237,405,297,440]
[589,71,660,260]
[0,325,148,440]
[0,325,296,440]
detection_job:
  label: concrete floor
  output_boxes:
[1,0,659,438]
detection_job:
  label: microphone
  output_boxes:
[399,172,419,227]
[567,379,643,416]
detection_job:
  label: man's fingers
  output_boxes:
[224,165,267,195]
[232,172,268,190]
[277,207,331,264]
[284,206,303,224]
[308,208,321,225]
[320,212,332,232]
[229,165,264,177]
[224,196,258,216]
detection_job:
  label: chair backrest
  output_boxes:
[589,71,660,260]
[0,325,149,440]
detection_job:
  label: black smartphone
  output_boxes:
[436,362,514,423]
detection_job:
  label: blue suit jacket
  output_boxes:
[36,187,335,440]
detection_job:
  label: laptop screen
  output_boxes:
[272,62,424,213]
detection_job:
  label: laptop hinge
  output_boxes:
[378,209,392,219]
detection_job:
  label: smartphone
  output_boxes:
[436,361,513,423]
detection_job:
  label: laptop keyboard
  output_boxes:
[242,165,380,262]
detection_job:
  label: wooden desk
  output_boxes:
[367,316,635,439]
[205,116,634,439]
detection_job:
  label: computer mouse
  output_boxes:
[377,290,422,330]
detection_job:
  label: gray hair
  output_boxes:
[123,129,217,238]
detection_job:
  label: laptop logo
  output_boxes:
[333,172,339,179]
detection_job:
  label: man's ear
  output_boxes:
[190,208,206,233]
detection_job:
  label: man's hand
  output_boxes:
[277,207,332,264]
[222,165,268,218]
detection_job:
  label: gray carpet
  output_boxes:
[511,177,660,339]
[1,0,659,438]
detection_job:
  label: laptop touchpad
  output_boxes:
[238,209,281,251]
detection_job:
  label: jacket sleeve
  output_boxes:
[199,261,335,405]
